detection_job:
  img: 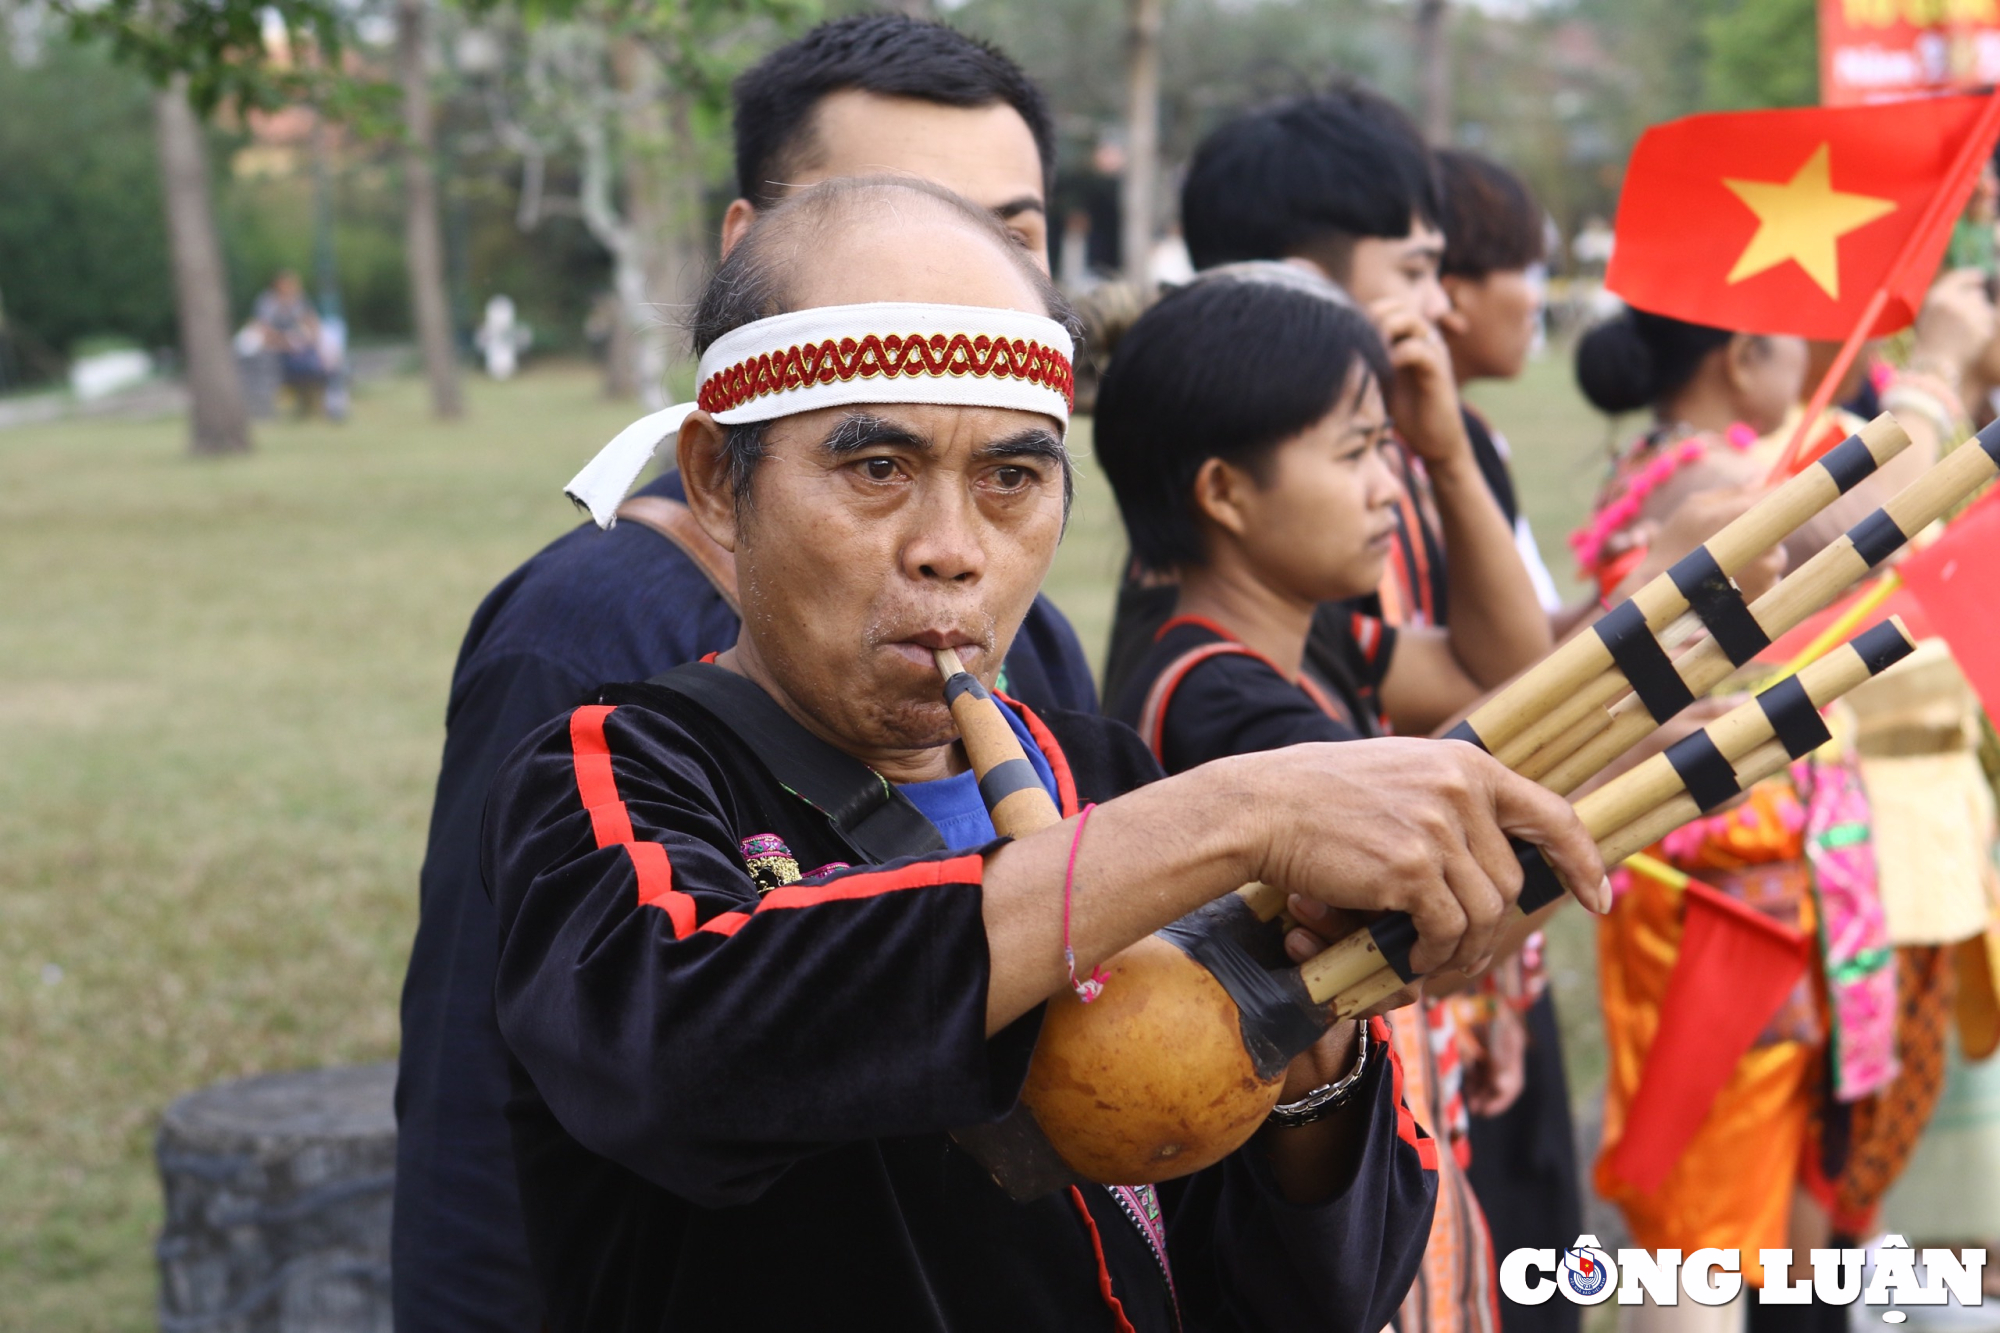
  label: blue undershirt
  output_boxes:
[897,703,1060,853]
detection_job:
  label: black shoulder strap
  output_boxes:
[643,662,947,863]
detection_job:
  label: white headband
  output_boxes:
[563,301,1075,528]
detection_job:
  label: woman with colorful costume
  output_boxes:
[1573,305,1967,1333]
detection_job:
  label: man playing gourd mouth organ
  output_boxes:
[485,174,1608,1333]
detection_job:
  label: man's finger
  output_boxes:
[1403,861,1471,976]
[1437,841,1507,975]
[1485,763,1610,914]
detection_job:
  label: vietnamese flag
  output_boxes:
[1606,94,2000,340]
[1901,487,2000,720]
[1605,878,1811,1194]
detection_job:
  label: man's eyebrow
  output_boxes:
[974,428,1066,462]
[819,413,929,456]
[991,196,1046,221]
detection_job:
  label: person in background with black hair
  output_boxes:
[1098,266,1554,1333]
[1104,86,1472,711]
[391,17,1095,1330]
[1435,150,1562,619]
[1105,267,1549,753]
[1432,146,1583,1333]
[1570,308,1801,601]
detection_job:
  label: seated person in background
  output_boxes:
[251,270,327,417]
[483,176,1608,1333]
[1103,266,1551,751]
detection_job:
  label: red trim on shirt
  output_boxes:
[1067,1187,1139,1333]
[1140,619,1351,759]
[1377,1014,1441,1172]
[697,855,985,935]
[1138,642,1259,761]
[1155,612,1241,643]
[998,691,1079,818]
[569,705,697,938]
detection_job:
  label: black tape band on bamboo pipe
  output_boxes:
[1756,676,1834,758]
[1593,601,1697,722]
[1666,548,1771,666]
[1443,719,1485,750]
[943,669,992,706]
[1663,730,1742,812]
[1819,432,1883,492]
[1318,622,1917,1017]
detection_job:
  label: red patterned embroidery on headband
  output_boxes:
[696,332,1075,414]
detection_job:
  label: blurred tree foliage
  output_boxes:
[940,0,1822,264]
[1703,0,1820,110]
[0,33,611,379]
[0,0,1831,381]
[0,42,176,368]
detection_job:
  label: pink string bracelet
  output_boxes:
[1063,802,1109,1003]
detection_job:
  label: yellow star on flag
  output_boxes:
[1722,143,1897,299]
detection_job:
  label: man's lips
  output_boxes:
[897,629,981,651]
[880,631,989,676]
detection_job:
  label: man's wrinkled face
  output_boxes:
[732,401,1067,755]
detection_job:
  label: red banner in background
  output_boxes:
[1821,0,2000,106]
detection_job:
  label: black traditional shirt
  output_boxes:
[483,681,1438,1332]
[1110,615,1393,775]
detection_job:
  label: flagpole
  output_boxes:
[1765,287,1890,480]
[1766,84,2000,481]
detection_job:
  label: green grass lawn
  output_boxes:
[0,353,1619,1327]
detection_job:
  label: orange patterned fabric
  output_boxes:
[1805,945,1954,1236]
[697,332,1075,415]
[1389,1005,1499,1333]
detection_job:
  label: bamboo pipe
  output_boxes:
[1453,415,1909,759]
[1295,620,1911,1010]
[1536,426,2000,794]
[937,617,1912,1189]
[1320,654,1901,1021]
[938,648,1296,926]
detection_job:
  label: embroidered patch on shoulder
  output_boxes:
[739,833,801,894]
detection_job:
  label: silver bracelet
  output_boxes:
[1266,1021,1372,1128]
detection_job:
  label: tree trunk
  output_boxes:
[397,0,463,419]
[156,1063,395,1331]
[1121,0,1163,289]
[611,38,699,411]
[1415,0,1452,144]
[152,76,251,456]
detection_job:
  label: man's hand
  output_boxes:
[1462,1004,1528,1116]
[1226,738,1608,980]
[1370,296,1469,467]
